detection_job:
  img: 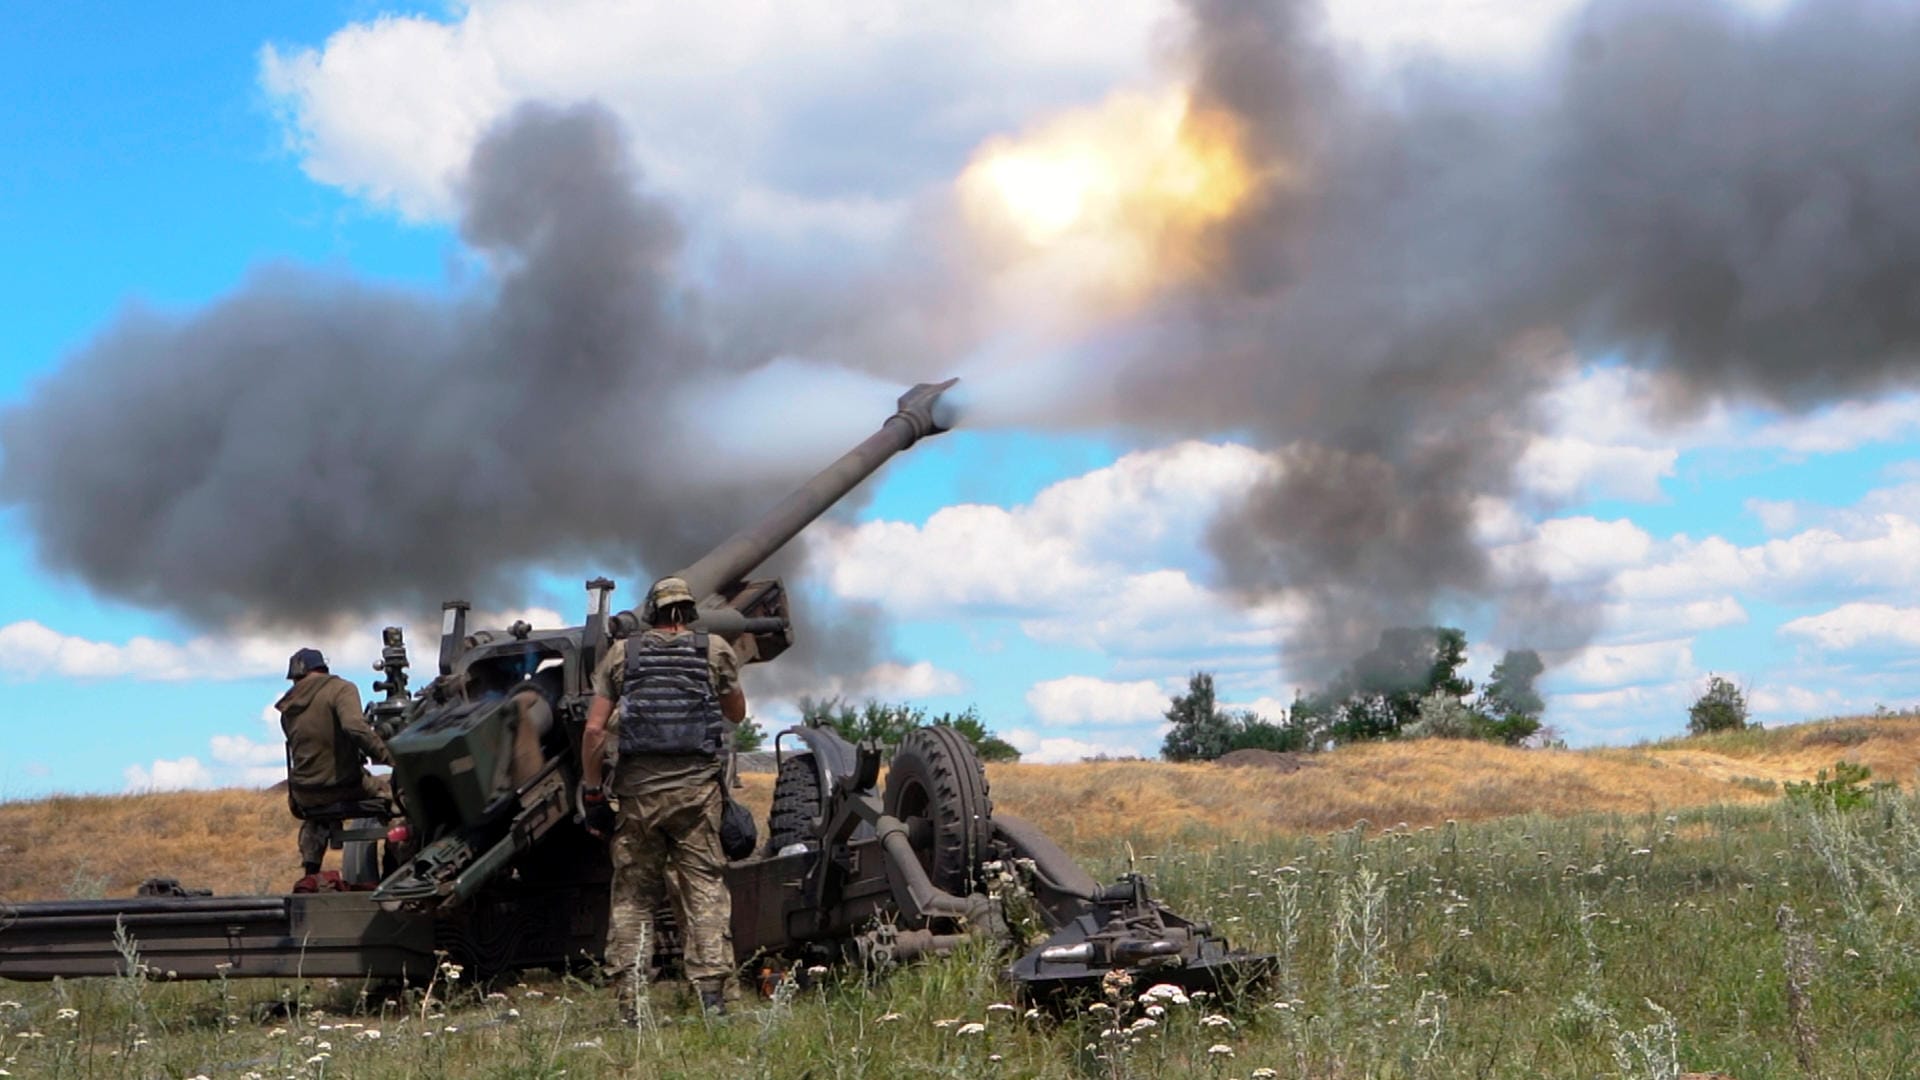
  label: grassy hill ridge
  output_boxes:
[5,714,1915,901]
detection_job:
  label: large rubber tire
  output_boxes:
[341,819,382,886]
[768,754,824,853]
[883,726,992,896]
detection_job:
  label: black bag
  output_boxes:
[720,794,757,861]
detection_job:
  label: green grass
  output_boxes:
[4,795,1918,1078]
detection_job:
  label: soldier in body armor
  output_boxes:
[580,576,746,1017]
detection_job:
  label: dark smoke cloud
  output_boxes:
[12,0,1920,695]
[0,104,856,671]
[1109,0,1920,668]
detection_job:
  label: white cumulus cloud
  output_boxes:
[821,434,1274,626]
[1780,603,1920,652]
[1515,437,1677,504]
[1003,727,1156,763]
[1025,675,1169,727]
[259,0,1166,223]
[1551,639,1696,690]
[124,757,215,792]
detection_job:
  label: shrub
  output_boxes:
[1403,690,1483,740]
[1784,761,1879,811]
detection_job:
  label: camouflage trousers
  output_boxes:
[605,780,734,993]
[293,774,390,869]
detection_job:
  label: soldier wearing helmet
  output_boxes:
[276,647,392,878]
[580,576,746,1018]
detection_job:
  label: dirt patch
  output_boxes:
[1214,749,1315,773]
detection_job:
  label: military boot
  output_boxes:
[698,987,727,1017]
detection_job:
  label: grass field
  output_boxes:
[2,717,1917,1077]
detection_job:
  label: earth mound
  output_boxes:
[1214,748,1314,772]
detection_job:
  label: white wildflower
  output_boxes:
[933,1018,958,1029]
[356,1030,382,1041]
[316,1041,332,1051]
[986,1002,1017,1014]
[1128,1017,1158,1032]
[1252,1069,1279,1078]
[1145,1005,1165,1018]
[486,992,508,1002]
[267,1027,287,1038]
[876,1012,903,1024]
[507,1008,520,1018]
[1207,1043,1234,1057]
[956,1022,986,1036]
[523,990,546,998]
[1087,1002,1112,1014]
[55,1008,78,1021]
[0,1003,16,1011]
[807,965,829,977]
[1201,1014,1234,1029]
[305,1053,330,1065]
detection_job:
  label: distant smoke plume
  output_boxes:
[1105,0,1920,666]
[0,104,845,651]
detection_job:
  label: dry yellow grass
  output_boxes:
[4,716,1913,902]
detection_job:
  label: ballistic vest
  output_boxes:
[618,631,725,758]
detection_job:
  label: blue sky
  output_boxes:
[7,0,1920,796]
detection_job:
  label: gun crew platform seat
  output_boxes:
[289,797,394,848]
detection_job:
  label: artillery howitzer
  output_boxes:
[0,380,1269,1001]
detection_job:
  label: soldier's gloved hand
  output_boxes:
[582,787,615,838]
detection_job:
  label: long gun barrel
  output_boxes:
[611,377,958,635]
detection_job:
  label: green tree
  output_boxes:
[1228,712,1311,753]
[1319,626,1474,744]
[938,707,1022,762]
[1427,627,1474,699]
[799,696,1020,761]
[1161,672,1239,762]
[801,696,924,745]
[732,715,767,753]
[1160,674,1308,759]
[1687,675,1749,735]
[1478,648,1546,745]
